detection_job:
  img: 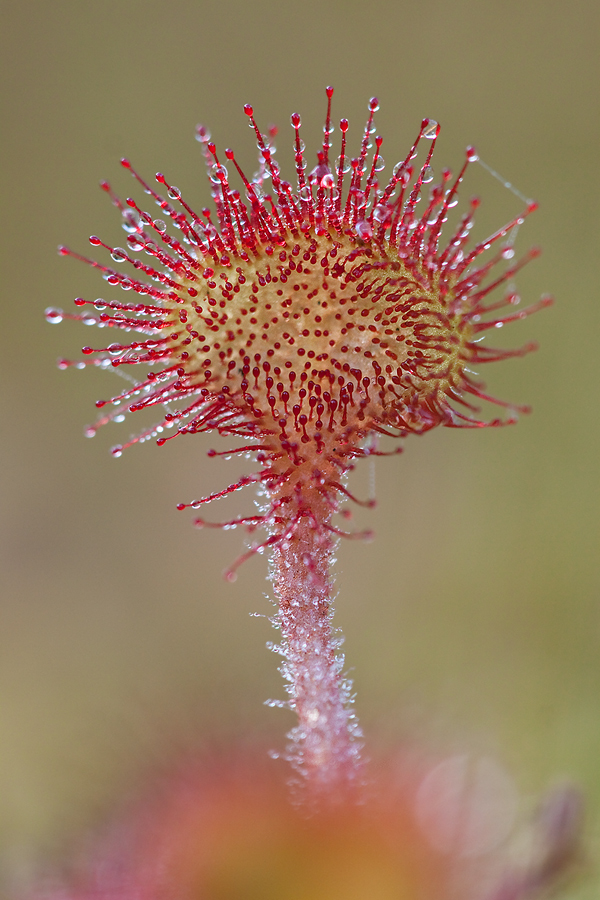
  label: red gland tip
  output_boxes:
[120,158,131,168]
[89,235,101,245]
[244,104,253,116]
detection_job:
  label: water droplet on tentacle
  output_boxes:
[422,119,438,139]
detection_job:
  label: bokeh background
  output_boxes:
[2,0,599,893]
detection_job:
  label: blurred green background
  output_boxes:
[1,0,599,893]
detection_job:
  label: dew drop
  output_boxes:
[421,165,434,183]
[355,220,373,241]
[335,156,351,175]
[111,248,127,263]
[501,247,515,259]
[373,204,392,225]
[422,119,438,139]
[195,125,211,143]
[154,219,167,233]
[320,173,335,190]
[45,308,64,324]
[122,212,142,234]
[393,162,410,186]
[167,186,181,201]
[111,445,123,458]
[246,182,265,201]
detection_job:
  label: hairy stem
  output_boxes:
[270,511,363,801]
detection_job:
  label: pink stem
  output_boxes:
[270,515,363,801]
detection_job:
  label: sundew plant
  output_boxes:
[44,88,581,900]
